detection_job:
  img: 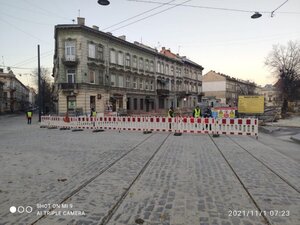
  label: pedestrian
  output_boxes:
[90,108,97,117]
[168,106,174,118]
[192,105,201,118]
[204,106,212,118]
[26,109,33,124]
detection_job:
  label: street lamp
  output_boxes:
[98,0,110,5]
[251,12,262,19]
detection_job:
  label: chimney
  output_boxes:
[118,35,126,40]
[92,25,99,30]
[106,32,112,35]
[77,17,85,25]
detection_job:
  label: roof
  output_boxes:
[55,24,203,69]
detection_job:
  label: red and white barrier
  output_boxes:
[41,116,258,136]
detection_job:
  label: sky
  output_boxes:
[0,0,300,87]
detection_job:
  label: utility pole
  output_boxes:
[38,45,42,122]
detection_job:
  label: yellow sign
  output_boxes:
[238,96,264,114]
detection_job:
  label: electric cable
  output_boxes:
[103,0,177,31]
[109,0,192,32]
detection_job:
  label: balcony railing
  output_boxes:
[62,56,79,65]
[157,89,170,96]
[60,83,78,90]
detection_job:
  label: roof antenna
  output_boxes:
[78,9,80,17]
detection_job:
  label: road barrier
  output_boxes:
[41,116,258,136]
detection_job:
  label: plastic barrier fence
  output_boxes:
[41,116,258,136]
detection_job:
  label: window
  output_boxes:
[118,51,124,65]
[133,77,137,89]
[170,66,174,75]
[65,41,75,60]
[145,60,149,71]
[150,61,154,72]
[99,70,104,85]
[67,69,75,83]
[98,45,104,60]
[127,98,131,110]
[132,55,137,68]
[88,43,96,58]
[165,64,169,75]
[145,80,149,90]
[139,78,143,89]
[111,74,116,87]
[118,75,124,87]
[139,58,144,70]
[89,70,95,84]
[125,54,131,67]
[126,76,130,88]
[157,61,161,73]
[110,49,116,64]
[140,99,144,110]
[150,80,154,90]
[161,63,164,74]
[134,98,138,110]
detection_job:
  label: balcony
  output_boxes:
[59,83,78,90]
[157,89,170,96]
[62,55,79,66]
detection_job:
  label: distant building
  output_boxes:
[28,87,37,108]
[0,69,30,113]
[52,17,203,116]
[261,84,281,107]
[202,70,258,106]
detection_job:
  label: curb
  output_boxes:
[290,135,300,144]
[258,126,280,134]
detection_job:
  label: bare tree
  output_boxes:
[32,67,54,114]
[265,40,300,114]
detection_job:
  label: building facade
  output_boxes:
[202,70,257,106]
[261,84,280,107]
[53,18,203,116]
[0,69,30,113]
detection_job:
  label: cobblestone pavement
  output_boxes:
[0,115,299,225]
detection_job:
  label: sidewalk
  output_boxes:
[262,115,300,143]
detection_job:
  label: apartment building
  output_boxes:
[0,69,30,113]
[52,17,203,115]
[202,70,257,106]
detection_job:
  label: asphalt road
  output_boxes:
[0,114,299,225]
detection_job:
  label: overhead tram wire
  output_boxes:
[127,0,300,16]
[271,0,289,17]
[109,0,192,33]
[103,0,177,31]
[1,1,72,22]
[12,51,53,67]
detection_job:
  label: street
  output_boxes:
[0,114,299,225]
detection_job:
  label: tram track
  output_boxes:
[98,132,171,225]
[208,134,271,225]
[29,132,158,224]
[227,135,300,194]
[30,132,171,225]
